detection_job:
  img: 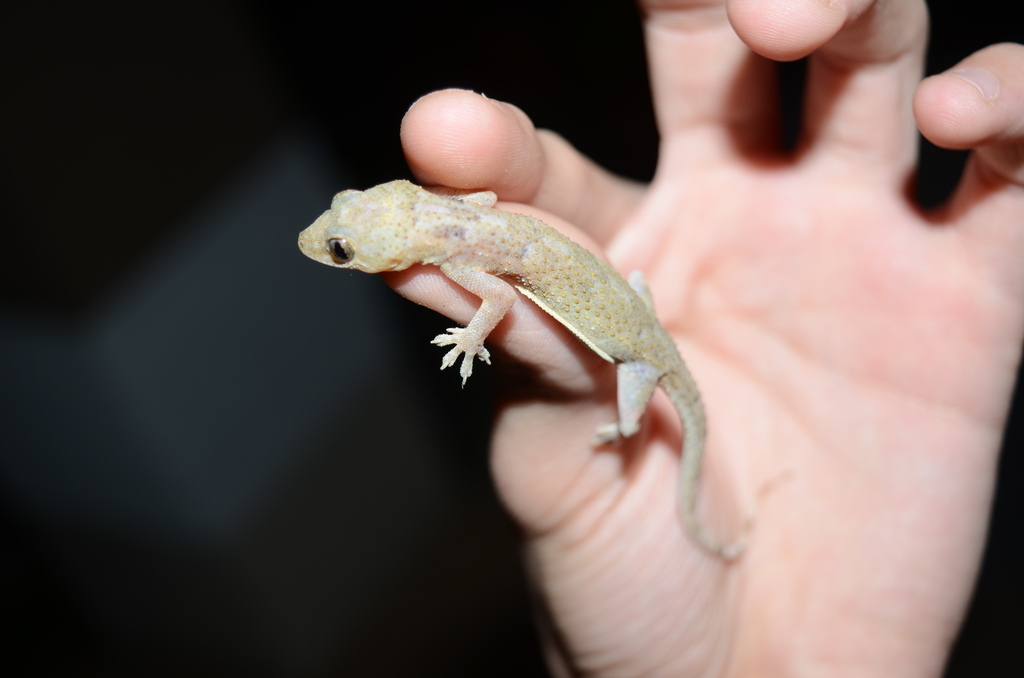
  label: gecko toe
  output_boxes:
[431,331,456,348]
[439,347,461,370]
[459,356,475,384]
[592,423,621,446]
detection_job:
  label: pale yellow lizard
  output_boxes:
[298,179,747,560]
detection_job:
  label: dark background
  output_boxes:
[0,1,1020,676]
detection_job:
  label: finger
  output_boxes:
[731,0,928,174]
[400,89,643,245]
[915,43,1024,187]
[394,90,640,397]
[914,42,1024,271]
[640,0,781,156]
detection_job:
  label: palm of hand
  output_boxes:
[489,147,1017,675]
[395,6,1024,676]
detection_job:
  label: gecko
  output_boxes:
[297,179,748,560]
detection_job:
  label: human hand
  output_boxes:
[391,1,1024,676]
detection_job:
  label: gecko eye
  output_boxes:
[327,238,354,263]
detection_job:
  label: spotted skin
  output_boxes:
[298,180,747,559]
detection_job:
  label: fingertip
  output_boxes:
[914,43,1024,150]
[915,43,1024,187]
[399,89,644,246]
[729,0,927,64]
[400,89,544,200]
[948,67,1001,103]
[914,72,991,150]
[728,0,845,61]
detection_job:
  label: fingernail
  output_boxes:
[950,67,1000,101]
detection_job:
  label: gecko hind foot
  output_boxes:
[432,327,491,385]
[591,423,621,446]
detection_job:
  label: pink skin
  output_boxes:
[386,2,1024,676]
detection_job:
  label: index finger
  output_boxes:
[400,89,645,246]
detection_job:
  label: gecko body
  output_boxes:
[298,180,746,559]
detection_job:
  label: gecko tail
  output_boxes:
[684,467,791,561]
[667,368,755,562]
[685,511,752,561]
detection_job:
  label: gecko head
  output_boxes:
[297,185,422,273]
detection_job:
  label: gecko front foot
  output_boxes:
[431,327,491,386]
